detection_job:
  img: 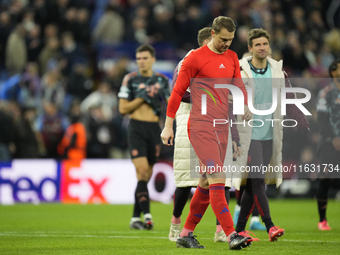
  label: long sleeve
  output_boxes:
[232,54,248,105]
[167,52,198,118]
[172,58,191,104]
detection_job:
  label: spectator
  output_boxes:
[177,4,204,51]
[36,101,68,158]
[60,31,85,77]
[147,4,177,45]
[324,28,340,57]
[0,101,14,161]
[307,10,325,45]
[230,25,250,59]
[46,0,70,24]
[105,56,129,94]
[40,67,65,110]
[31,0,49,28]
[80,80,118,122]
[57,100,87,160]
[22,8,36,33]
[19,62,41,108]
[0,11,13,73]
[92,5,124,44]
[60,7,77,35]
[5,24,27,75]
[38,36,61,75]
[43,23,59,40]
[26,24,43,62]
[67,61,93,101]
[282,31,310,76]
[85,104,113,158]
[12,105,40,158]
[125,17,148,44]
[74,8,91,46]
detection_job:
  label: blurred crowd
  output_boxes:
[0,0,339,162]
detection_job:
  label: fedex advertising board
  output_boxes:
[0,159,175,205]
[0,160,59,205]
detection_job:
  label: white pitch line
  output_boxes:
[280,239,340,243]
[0,233,168,239]
[0,233,339,243]
[0,231,166,234]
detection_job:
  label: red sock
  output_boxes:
[181,185,210,236]
[209,183,234,236]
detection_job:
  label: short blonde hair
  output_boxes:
[212,16,236,34]
[197,27,212,47]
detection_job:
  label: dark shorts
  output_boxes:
[318,141,340,178]
[128,119,161,165]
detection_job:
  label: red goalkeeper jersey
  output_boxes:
[167,45,248,130]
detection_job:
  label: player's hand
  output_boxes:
[136,88,152,104]
[161,127,174,146]
[332,137,340,151]
[232,141,241,161]
[242,105,252,121]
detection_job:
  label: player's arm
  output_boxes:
[172,62,191,103]
[166,52,197,118]
[161,53,197,145]
[118,74,146,115]
[119,98,145,115]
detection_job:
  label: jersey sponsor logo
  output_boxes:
[219,63,225,68]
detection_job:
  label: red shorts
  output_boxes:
[188,129,229,174]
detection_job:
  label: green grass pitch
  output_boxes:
[0,199,339,254]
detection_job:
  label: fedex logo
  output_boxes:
[60,160,175,204]
[61,160,137,204]
[0,159,176,205]
[0,160,60,204]
[61,160,109,204]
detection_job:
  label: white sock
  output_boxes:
[250,216,260,225]
[131,217,141,223]
[234,204,241,212]
[144,213,152,221]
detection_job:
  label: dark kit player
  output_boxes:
[118,44,170,230]
[315,59,340,231]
